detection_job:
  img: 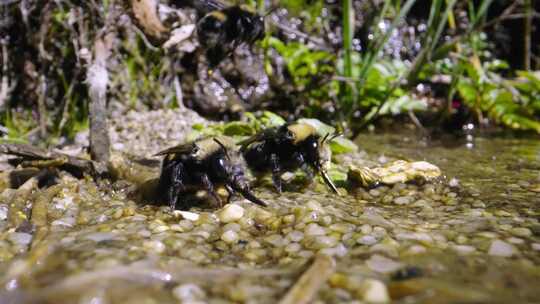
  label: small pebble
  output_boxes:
[221,230,239,244]
[488,240,516,257]
[393,196,412,205]
[360,279,390,303]
[172,283,206,302]
[7,232,32,246]
[510,227,532,238]
[0,205,8,221]
[143,240,166,254]
[452,245,476,254]
[357,235,378,246]
[304,223,326,236]
[217,204,244,223]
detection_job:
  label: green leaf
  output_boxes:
[260,111,286,128]
[223,122,256,136]
[329,137,358,154]
[297,118,336,135]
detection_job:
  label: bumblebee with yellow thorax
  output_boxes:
[240,123,339,194]
[156,136,266,210]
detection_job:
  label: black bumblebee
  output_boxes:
[156,136,267,210]
[240,123,340,194]
[197,4,265,67]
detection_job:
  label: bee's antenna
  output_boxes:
[263,7,278,18]
[330,132,342,141]
[213,138,230,160]
[321,133,331,145]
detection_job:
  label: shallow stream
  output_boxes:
[0,126,539,303]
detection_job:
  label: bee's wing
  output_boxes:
[238,129,275,151]
[154,142,195,156]
[191,0,227,13]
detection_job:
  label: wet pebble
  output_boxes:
[488,240,516,257]
[357,235,378,246]
[218,204,244,223]
[143,240,166,254]
[172,283,206,302]
[7,232,32,246]
[0,204,8,221]
[221,230,239,244]
[452,244,476,254]
[360,279,390,303]
[393,196,412,205]
[366,255,403,273]
[304,223,326,236]
[510,227,532,238]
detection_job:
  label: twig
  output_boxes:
[278,254,336,304]
[30,185,62,249]
[0,142,100,178]
[130,0,168,40]
[173,74,184,108]
[37,74,48,138]
[87,32,112,166]
[0,38,15,111]
[132,24,161,51]
[7,176,37,230]
[40,264,296,298]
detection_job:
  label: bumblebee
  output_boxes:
[197,4,265,67]
[156,136,267,210]
[240,123,339,194]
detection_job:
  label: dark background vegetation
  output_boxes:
[0,0,539,146]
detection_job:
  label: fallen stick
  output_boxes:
[278,254,336,304]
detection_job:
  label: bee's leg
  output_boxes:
[169,163,186,210]
[200,173,222,207]
[224,184,235,204]
[292,152,314,181]
[270,153,282,193]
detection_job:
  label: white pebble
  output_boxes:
[8,232,32,246]
[304,223,326,236]
[488,240,516,257]
[532,243,540,251]
[84,232,117,243]
[452,245,476,254]
[285,242,302,253]
[217,204,244,223]
[366,254,403,273]
[143,240,166,254]
[51,217,76,228]
[357,235,378,246]
[287,230,304,242]
[172,283,206,302]
[360,279,390,303]
[393,196,412,205]
[221,230,238,244]
[0,204,8,221]
[175,211,200,221]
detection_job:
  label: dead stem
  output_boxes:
[7,177,37,230]
[278,254,336,304]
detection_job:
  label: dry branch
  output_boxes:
[279,254,336,304]
[131,0,168,40]
[87,33,113,166]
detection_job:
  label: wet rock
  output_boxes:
[360,279,390,303]
[488,240,516,257]
[172,283,206,302]
[357,235,378,246]
[366,255,403,274]
[221,230,239,244]
[7,232,32,246]
[217,204,244,223]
